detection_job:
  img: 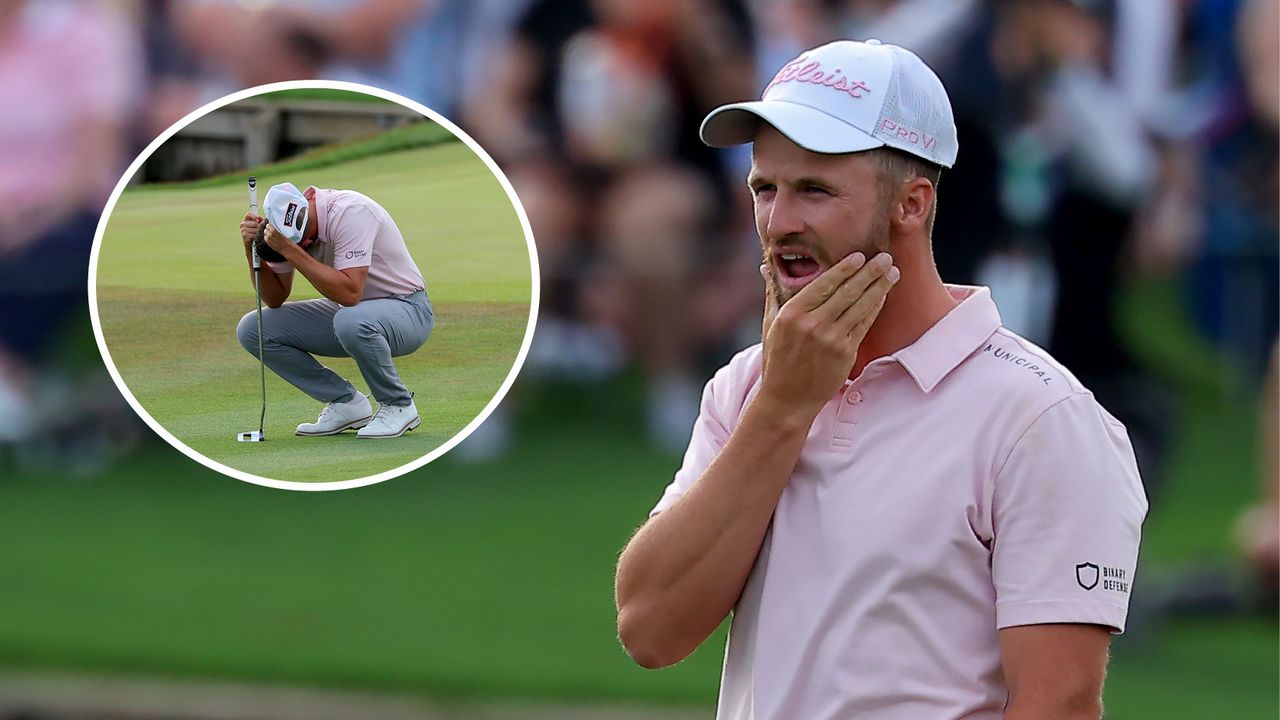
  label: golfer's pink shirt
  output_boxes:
[651,286,1147,720]
[268,187,425,300]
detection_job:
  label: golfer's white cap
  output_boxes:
[700,39,957,167]
[263,182,310,244]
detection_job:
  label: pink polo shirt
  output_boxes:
[267,187,426,300]
[651,286,1147,720]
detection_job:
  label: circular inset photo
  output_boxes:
[90,82,537,490]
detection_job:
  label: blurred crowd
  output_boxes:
[0,0,1276,592]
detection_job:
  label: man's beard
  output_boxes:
[764,206,891,306]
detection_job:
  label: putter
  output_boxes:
[237,176,266,443]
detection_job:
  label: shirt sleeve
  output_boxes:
[331,206,378,271]
[649,363,743,518]
[991,392,1148,633]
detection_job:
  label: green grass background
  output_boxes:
[95,140,532,483]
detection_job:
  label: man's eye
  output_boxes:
[802,185,831,195]
[751,184,775,196]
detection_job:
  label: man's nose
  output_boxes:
[765,190,805,242]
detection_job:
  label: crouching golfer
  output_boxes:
[236,182,433,438]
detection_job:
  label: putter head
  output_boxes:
[237,430,265,443]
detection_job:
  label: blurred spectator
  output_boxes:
[1230,0,1278,615]
[463,0,759,453]
[1180,0,1279,384]
[1119,0,1278,387]
[136,0,207,140]
[170,0,473,114]
[141,1,534,129]
[171,0,332,91]
[0,0,142,446]
[465,0,753,169]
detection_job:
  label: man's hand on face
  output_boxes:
[262,222,294,255]
[758,251,899,418]
[760,263,781,374]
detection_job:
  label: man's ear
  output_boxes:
[894,176,934,232]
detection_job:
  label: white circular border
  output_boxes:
[88,80,541,491]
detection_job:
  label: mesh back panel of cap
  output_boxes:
[871,47,955,167]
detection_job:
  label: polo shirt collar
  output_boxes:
[305,186,329,242]
[891,285,1002,394]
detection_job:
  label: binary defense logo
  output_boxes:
[1101,565,1130,593]
[1076,562,1100,591]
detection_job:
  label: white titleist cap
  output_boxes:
[701,39,958,167]
[263,182,310,244]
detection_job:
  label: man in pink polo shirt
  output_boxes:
[236,182,433,439]
[615,40,1147,719]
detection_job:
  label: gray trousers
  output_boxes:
[236,290,434,407]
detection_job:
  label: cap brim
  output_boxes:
[700,100,884,155]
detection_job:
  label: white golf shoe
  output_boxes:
[357,400,420,439]
[295,393,373,436]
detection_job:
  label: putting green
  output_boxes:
[94,142,533,483]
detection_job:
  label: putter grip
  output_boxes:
[248,176,259,270]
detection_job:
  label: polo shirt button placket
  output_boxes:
[830,386,862,450]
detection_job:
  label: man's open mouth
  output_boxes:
[774,248,825,292]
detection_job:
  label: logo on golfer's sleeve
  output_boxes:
[1075,562,1100,590]
[1076,562,1130,592]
